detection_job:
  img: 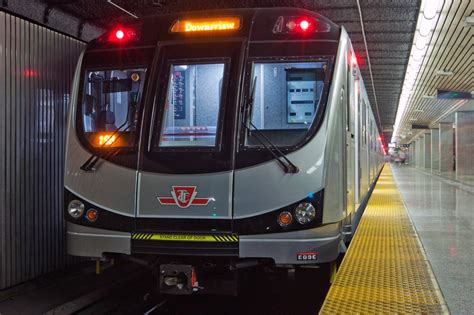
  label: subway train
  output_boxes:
[64,7,384,294]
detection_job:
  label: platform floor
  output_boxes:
[320,165,449,314]
[392,165,474,314]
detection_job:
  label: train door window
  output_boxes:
[80,68,147,148]
[244,61,327,147]
[156,62,226,148]
[361,100,367,145]
[346,64,351,132]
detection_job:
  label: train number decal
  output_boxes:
[157,186,211,208]
[297,252,319,261]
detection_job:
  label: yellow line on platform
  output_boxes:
[320,165,449,314]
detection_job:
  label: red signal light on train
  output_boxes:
[298,19,311,31]
[115,29,124,40]
[275,16,331,34]
[107,27,138,42]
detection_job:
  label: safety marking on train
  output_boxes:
[131,233,239,242]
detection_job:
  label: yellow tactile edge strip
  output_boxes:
[320,165,449,314]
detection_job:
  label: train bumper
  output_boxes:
[67,222,341,264]
[67,222,131,258]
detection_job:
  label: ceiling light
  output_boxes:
[414,109,424,112]
[410,118,418,121]
[422,95,436,99]
[436,70,454,76]
[392,0,442,143]
[465,16,474,27]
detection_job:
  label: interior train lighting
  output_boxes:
[98,134,117,146]
[392,0,443,143]
[170,17,241,33]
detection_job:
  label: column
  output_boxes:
[439,122,454,172]
[455,112,474,176]
[419,137,425,168]
[431,129,439,172]
[410,142,416,166]
[423,133,431,170]
[415,139,420,167]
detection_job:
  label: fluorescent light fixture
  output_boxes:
[392,0,443,143]
[436,69,454,76]
[410,118,418,121]
[465,16,474,27]
[421,95,436,99]
[414,109,424,112]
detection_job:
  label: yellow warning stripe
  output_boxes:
[131,233,239,242]
[320,165,448,314]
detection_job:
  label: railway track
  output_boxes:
[0,261,330,315]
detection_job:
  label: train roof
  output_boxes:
[88,7,341,50]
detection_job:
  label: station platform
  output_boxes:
[320,165,449,314]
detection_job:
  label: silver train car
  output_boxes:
[64,7,384,294]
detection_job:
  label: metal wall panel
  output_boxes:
[0,11,85,289]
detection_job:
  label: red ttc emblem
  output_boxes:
[157,186,211,208]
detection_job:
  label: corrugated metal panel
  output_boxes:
[0,11,85,289]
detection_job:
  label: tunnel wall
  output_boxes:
[0,11,85,289]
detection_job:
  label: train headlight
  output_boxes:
[68,200,85,219]
[294,202,316,224]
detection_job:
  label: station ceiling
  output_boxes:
[397,1,473,144]
[3,0,425,142]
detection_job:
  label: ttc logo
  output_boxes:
[157,186,211,209]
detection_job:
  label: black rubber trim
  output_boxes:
[131,240,238,256]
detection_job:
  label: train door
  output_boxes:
[135,41,243,231]
[354,78,360,207]
[368,119,373,182]
[359,99,369,199]
[345,61,355,220]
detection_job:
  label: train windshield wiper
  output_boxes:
[80,122,132,172]
[243,76,299,174]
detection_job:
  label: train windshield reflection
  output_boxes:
[245,61,327,147]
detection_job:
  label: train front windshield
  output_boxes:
[157,63,225,148]
[245,61,327,147]
[80,68,147,148]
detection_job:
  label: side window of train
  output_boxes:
[244,61,327,147]
[79,67,147,148]
[154,62,227,149]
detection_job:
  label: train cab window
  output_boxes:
[245,61,327,147]
[157,63,226,148]
[80,68,147,148]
